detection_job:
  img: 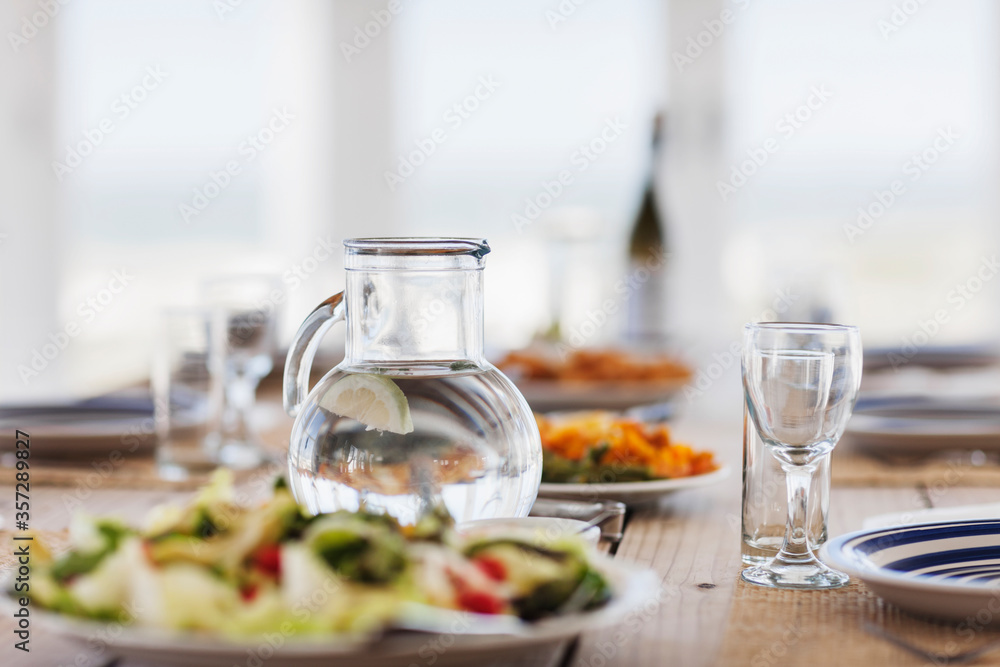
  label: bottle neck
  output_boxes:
[344,269,485,366]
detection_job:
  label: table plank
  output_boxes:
[573,420,743,667]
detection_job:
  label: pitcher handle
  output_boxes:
[283,292,345,417]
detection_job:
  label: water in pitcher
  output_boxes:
[288,365,538,526]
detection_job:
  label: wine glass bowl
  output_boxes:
[741,323,862,590]
[746,348,835,464]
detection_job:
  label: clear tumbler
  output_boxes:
[741,405,830,564]
[153,307,225,481]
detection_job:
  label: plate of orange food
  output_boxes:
[497,347,692,412]
[535,411,728,504]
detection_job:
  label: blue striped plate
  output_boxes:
[821,519,1000,623]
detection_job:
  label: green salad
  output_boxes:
[18,472,610,637]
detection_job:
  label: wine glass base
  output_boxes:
[742,561,850,590]
[217,441,271,470]
[156,460,215,482]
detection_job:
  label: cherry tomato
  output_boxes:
[473,556,507,582]
[458,590,503,615]
[252,544,281,578]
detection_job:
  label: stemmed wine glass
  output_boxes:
[741,322,862,589]
[201,274,283,469]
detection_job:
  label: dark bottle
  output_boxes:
[625,113,669,343]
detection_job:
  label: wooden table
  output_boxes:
[4,418,1000,666]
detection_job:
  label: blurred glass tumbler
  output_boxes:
[741,404,830,564]
[153,308,225,481]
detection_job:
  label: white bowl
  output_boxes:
[457,517,601,547]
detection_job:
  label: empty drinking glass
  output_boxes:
[741,322,862,589]
[742,404,830,565]
[153,307,225,480]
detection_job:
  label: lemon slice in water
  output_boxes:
[318,373,414,435]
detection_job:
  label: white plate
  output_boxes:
[845,396,1000,455]
[821,519,1000,623]
[537,465,731,505]
[14,556,657,667]
[863,503,1000,531]
[516,379,687,412]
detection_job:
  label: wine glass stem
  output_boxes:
[774,463,818,565]
[225,374,259,444]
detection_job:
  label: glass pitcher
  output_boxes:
[283,238,542,525]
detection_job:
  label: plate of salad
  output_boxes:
[7,472,656,667]
[536,412,729,504]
